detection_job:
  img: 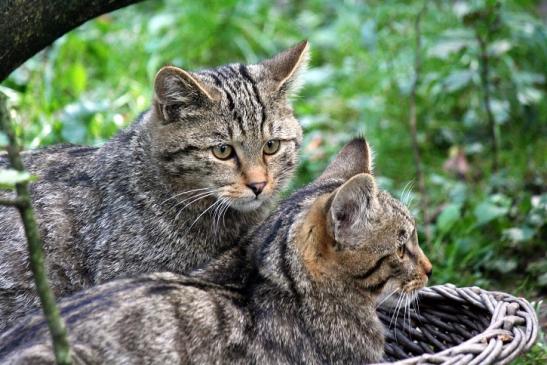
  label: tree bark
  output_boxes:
[0,0,144,82]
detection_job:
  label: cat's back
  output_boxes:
[0,273,249,365]
[0,143,99,246]
[0,144,98,180]
[0,144,100,333]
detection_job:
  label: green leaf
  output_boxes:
[489,258,518,274]
[503,227,535,243]
[0,132,8,147]
[0,169,35,189]
[437,203,462,233]
[474,200,509,226]
[489,99,510,124]
[488,40,512,56]
[68,63,87,95]
[517,88,543,105]
[538,273,547,287]
[443,70,474,92]
[428,39,468,59]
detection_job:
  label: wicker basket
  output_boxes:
[375,284,539,365]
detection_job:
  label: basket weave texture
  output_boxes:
[374,284,539,365]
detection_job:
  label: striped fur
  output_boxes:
[0,138,432,365]
[0,42,309,332]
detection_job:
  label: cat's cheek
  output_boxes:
[375,280,401,308]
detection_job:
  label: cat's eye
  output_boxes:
[212,144,234,160]
[263,139,281,155]
[397,245,406,259]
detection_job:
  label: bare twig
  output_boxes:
[408,1,431,245]
[0,93,72,364]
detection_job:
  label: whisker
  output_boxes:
[213,197,230,239]
[393,293,404,341]
[211,199,222,238]
[405,292,412,335]
[409,290,419,333]
[376,288,399,309]
[389,293,404,337]
[174,192,217,222]
[388,294,401,328]
[174,191,216,212]
[400,180,415,206]
[215,198,228,228]
[173,190,216,209]
[219,198,232,228]
[160,187,213,206]
[415,293,424,326]
[185,199,223,234]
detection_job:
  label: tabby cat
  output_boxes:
[0,138,432,365]
[0,41,309,332]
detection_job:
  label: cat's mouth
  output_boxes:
[229,198,264,212]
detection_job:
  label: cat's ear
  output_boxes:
[153,66,221,123]
[261,40,310,97]
[318,137,374,182]
[326,173,379,248]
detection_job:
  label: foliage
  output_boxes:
[1,0,545,362]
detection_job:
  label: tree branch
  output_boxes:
[0,0,144,82]
[408,1,431,244]
[0,93,72,364]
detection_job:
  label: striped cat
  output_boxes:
[0,138,432,365]
[0,42,308,332]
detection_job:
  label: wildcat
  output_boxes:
[0,41,309,332]
[0,138,432,365]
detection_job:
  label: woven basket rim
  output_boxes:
[373,284,539,365]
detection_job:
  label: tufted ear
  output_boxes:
[260,40,310,97]
[326,174,379,249]
[318,137,374,182]
[153,66,221,124]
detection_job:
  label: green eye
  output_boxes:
[212,144,234,160]
[263,140,281,155]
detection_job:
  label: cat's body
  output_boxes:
[0,139,432,365]
[0,42,309,332]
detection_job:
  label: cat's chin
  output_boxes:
[376,288,420,310]
[230,199,264,212]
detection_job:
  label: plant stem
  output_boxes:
[0,93,72,365]
[0,197,24,206]
[409,1,431,245]
[476,32,500,174]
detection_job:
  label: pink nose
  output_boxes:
[247,181,266,196]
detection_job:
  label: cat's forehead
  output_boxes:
[193,65,295,140]
[377,190,415,226]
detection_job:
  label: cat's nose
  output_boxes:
[247,181,267,196]
[426,268,432,278]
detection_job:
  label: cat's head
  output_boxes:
[147,42,309,212]
[292,139,432,304]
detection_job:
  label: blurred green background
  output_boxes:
[1,0,545,362]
